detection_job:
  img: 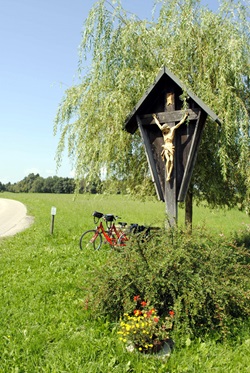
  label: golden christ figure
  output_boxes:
[152,112,189,181]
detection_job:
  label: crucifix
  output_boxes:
[124,67,221,227]
[152,111,189,182]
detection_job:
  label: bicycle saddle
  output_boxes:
[93,211,103,219]
[104,214,115,222]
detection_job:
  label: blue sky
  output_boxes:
[0,0,219,184]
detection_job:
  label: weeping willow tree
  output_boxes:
[54,0,250,214]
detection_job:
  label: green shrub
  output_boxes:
[82,227,250,340]
[232,223,250,249]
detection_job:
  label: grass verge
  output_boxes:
[0,192,249,372]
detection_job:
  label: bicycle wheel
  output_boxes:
[79,230,102,250]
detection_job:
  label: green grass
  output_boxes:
[0,192,249,372]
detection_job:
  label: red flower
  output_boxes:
[153,317,159,323]
[133,295,140,302]
[141,301,147,307]
[133,309,142,316]
[169,310,175,317]
[146,308,155,317]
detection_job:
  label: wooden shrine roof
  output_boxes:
[124,66,221,134]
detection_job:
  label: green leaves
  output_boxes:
[54,0,250,209]
[83,225,250,340]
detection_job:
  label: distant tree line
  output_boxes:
[0,173,139,195]
[0,173,103,194]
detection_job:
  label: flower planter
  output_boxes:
[119,295,175,359]
[126,338,174,359]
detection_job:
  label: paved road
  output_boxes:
[0,198,34,237]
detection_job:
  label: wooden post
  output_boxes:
[50,206,57,234]
[185,188,193,230]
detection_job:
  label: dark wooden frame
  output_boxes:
[124,67,221,226]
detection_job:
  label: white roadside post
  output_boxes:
[50,206,57,234]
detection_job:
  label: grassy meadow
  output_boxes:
[0,192,249,372]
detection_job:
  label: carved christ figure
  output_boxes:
[152,112,189,181]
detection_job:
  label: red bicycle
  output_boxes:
[79,211,129,250]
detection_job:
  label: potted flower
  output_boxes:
[118,295,174,354]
